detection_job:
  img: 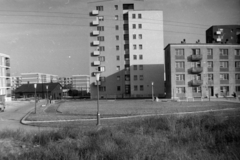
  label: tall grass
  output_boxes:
[1,114,240,160]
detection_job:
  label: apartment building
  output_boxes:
[0,53,11,101]
[21,73,58,84]
[165,43,240,99]
[206,25,240,44]
[11,76,22,90]
[88,0,164,99]
[72,75,90,92]
[58,77,73,88]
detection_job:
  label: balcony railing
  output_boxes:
[191,67,203,73]
[92,30,100,36]
[93,51,100,56]
[6,73,11,77]
[92,20,99,25]
[191,54,202,61]
[191,80,203,86]
[93,61,100,66]
[93,41,100,46]
[91,10,99,15]
[5,62,10,67]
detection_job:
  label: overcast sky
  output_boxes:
[0,0,239,77]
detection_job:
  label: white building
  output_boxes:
[21,73,58,84]
[0,53,11,101]
[72,75,90,92]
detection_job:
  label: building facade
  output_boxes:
[11,76,22,90]
[0,53,11,101]
[206,25,240,44]
[165,44,240,99]
[21,73,58,84]
[72,75,90,93]
[58,77,73,88]
[88,0,164,99]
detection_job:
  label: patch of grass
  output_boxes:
[1,114,240,159]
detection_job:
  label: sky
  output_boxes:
[0,0,239,77]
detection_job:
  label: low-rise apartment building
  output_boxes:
[72,75,90,93]
[165,43,240,99]
[21,73,58,84]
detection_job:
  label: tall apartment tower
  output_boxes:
[0,53,11,101]
[88,1,164,99]
[206,25,240,44]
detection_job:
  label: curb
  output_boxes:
[20,107,239,124]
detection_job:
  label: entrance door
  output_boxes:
[209,86,214,96]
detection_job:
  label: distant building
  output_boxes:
[206,25,240,44]
[0,53,11,101]
[15,83,62,100]
[21,73,58,84]
[72,75,90,92]
[88,1,164,99]
[164,43,240,99]
[11,76,22,90]
[58,77,73,88]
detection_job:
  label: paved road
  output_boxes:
[0,101,47,132]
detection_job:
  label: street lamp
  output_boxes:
[46,85,48,104]
[34,84,37,114]
[151,82,154,101]
[96,73,100,126]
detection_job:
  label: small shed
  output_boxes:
[15,83,62,100]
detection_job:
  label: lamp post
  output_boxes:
[151,82,154,101]
[46,85,48,104]
[34,84,37,114]
[96,73,100,126]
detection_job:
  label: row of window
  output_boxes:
[176,86,240,94]
[175,61,240,68]
[175,73,240,81]
[175,48,240,56]
[96,4,135,11]
[99,85,145,92]
[133,55,143,60]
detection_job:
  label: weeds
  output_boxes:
[1,114,240,160]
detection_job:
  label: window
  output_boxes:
[116,46,119,50]
[140,85,144,91]
[115,25,119,30]
[176,74,185,81]
[220,49,228,56]
[138,14,142,19]
[176,87,185,93]
[220,74,229,80]
[133,55,137,60]
[175,61,185,68]
[192,49,200,55]
[192,74,201,80]
[134,85,138,91]
[192,87,201,93]
[139,65,143,70]
[235,61,240,68]
[191,62,201,67]
[139,34,142,39]
[134,75,138,81]
[139,55,143,60]
[98,16,104,21]
[98,56,105,62]
[133,24,136,29]
[97,26,104,31]
[133,45,137,50]
[116,55,120,60]
[117,86,121,91]
[123,24,129,30]
[124,34,129,40]
[96,6,103,11]
[133,34,136,39]
[235,74,240,80]
[97,36,104,41]
[220,86,229,93]
[236,86,240,92]
[139,44,143,50]
[125,75,130,81]
[207,49,213,56]
[207,61,213,68]
[99,46,105,51]
[132,14,136,19]
[133,65,137,70]
[220,61,228,68]
[138,24,142,29]
[116,35,119,40]
[208,74,213,80]
[116,66,120,71]
[235,49,240,56]
[176,49,184,56]
[139,75,144,80]
[114,5,118,10]
[99,86,106,92]
[115,15,118,20]
[117,76,120,80]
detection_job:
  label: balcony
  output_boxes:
[216,38,221,42]
[92,20,99,26]
[125,60,130,65]
[191,67,203,74]
[6,83,11,87]
[92,30,100,36]
[191,54,202,61]
[93,61,100,66]
[216,31,221,35]
[93,40,100,46]
[5,62,10,67]
[93,51,100,56]
[191,80,203,86]
[91,10,99,15]
[6,73,11,77]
